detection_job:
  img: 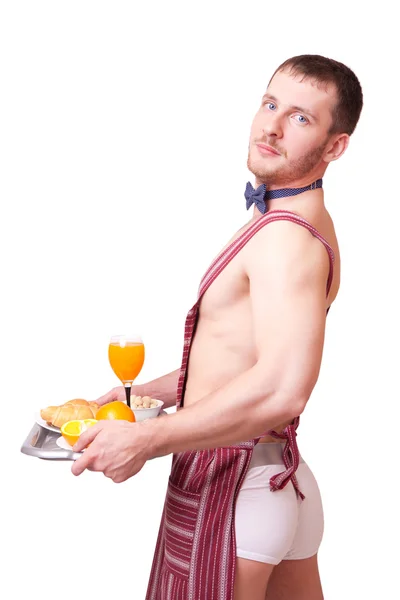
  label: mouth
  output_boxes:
[255,143,281,156]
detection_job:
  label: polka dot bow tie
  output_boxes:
[245,179,323,214]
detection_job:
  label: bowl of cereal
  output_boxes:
[130,395,164,421]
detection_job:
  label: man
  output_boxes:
[72,55,363,599]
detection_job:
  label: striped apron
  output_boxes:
[146,210,334,600]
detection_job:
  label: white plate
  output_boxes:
[34,412,60,433]
[35,406,167,435]
[56,436,87,454]
[56,436,82,451]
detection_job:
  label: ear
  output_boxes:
[323,133,350,163]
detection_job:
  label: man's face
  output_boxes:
[247,70,338,185]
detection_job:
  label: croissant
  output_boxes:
[40,399,99,428]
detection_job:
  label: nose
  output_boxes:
[262,112,283,139]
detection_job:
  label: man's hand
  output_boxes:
[71,420,152,482]
[95,386,131,407]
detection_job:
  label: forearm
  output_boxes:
[134,368,180,409]
[146,364,302,456]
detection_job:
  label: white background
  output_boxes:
[1,1,399,598]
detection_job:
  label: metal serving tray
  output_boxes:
[20,423,82,461]
[21,410,168,461]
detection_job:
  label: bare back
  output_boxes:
[182,196,340,443]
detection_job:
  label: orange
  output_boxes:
[60,419,98,447]
[95,400,136,422]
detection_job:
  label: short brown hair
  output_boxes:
[270,54,363,136]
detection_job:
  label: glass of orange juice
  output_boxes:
[108,334,145,407]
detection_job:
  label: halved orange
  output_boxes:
[60,419,98,447]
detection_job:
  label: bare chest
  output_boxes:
[199,255,248,320]
[198,225,253,319]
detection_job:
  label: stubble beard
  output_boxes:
[247,140,328,186]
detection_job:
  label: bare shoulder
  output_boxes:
[242,210,340,304]
[243,218,330,274]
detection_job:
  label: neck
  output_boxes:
[254,173,323,190]
[252,188,325,220]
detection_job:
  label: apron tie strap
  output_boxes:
[267,419,305,501]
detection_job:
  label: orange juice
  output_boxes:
[108,342,145,384]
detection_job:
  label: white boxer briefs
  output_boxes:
[235,442,324,565]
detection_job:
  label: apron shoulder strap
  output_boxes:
[199,210,335,300]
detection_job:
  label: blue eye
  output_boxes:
[295,114,308,124]
[262,100,276,110]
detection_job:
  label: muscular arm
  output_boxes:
[146,221,331,456]
[139,369,180,408]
